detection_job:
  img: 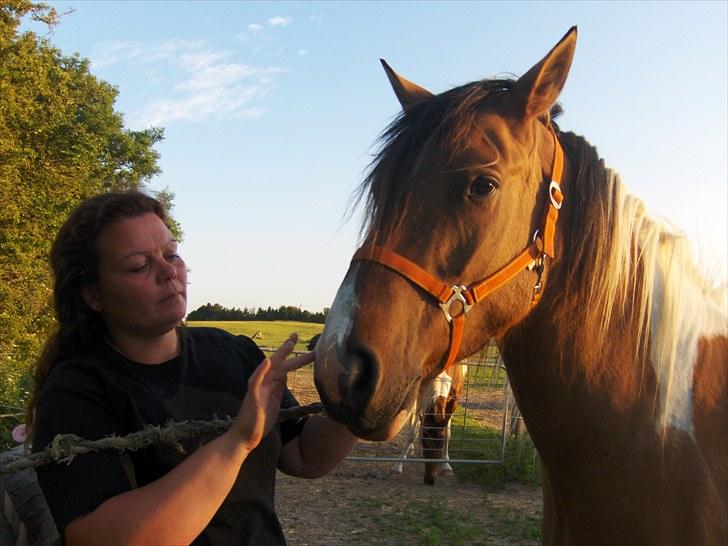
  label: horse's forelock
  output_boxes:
[357,79,515,243]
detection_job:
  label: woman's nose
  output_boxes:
[157,260,178,281]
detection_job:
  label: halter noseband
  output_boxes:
[351,126,565,372]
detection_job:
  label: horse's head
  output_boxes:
[314,28,577,440]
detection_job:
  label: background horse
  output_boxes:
[390,364,467,485]
[420,363,466,485]
[313,27,727,545]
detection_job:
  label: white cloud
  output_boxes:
[298,49,310,57]
[136,91,268,126]
[134,57,282,126]
[90,38,283,128]
[268,16,291,27]
[309,15,324,24]
[91,39,209,69]
[247,23,263,33]
[90,40,144,69]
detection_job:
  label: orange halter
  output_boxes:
[352,127,564,372]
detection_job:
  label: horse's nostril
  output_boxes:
[340,347,379,405]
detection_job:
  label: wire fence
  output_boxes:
[261,343,519,467]
[0,344,519,470]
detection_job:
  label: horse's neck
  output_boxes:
[499,306,647,458]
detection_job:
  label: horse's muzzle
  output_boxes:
[314,340,418,440]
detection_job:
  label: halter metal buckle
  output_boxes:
[439,285,473,323]
[531,255,545,302]
[527,230,543,271]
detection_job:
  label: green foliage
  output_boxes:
[483,503,542,543]
[0,1,166,415]
[450,415,542,488]
[345,493,539,545]
[464,360,509,389]
[348,496,482,546]
[187,303,329,324]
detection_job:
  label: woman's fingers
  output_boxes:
[264,334,315,373]
[268,334,298,366]
[248,358,272,390]
[280,351,314,372]
[235,334,318,447]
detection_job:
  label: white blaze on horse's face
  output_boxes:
[431,371,452,400]
[313,263,360,404]
[314,260,423,439]
[326,264,360,351]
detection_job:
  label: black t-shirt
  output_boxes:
[32,327,305,545]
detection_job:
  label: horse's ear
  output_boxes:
[512,26,577,120]
[380,59,434,109]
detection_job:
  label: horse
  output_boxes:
[313,27,728,545]
[307,333,322,352]
[420,363,466,485]
[390,364,467,484]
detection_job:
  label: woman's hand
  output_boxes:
[230,334,314,452]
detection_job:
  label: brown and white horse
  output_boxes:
[390,364,467,484]
[313,27,727,545]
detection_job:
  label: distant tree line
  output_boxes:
[187,303,329,324]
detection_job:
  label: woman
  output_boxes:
[27,191,357,546]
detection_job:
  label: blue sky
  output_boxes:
[28,1,727,313]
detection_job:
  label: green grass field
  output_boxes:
[186,320,323,353]
[450,409,541,488]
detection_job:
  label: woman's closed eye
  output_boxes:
[130,262,150,273]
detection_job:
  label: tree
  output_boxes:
[0,1,168,408]
[186,303,328,324]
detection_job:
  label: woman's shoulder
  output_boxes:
[184,326,262,359]
[43,356,104,385]
[184,325,255,345]
[40,356,124,402]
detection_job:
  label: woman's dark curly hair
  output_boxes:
[26,190,168,435]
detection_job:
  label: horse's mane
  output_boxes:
[550,132,727,426]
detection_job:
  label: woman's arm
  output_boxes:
[65,336,312,546]
[278,415,358,479]
[66,424,254,545]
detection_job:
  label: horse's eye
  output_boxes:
[468,176,498,200]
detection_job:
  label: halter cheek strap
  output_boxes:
[352,127,564,372]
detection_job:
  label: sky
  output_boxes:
[25,1,727,314]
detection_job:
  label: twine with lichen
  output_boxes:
[1,403,324,474]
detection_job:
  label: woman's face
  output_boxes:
[84,212,188,339]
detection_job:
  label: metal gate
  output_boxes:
[276,343,517,467]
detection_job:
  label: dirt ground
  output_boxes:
[278,359,542,545]
[275,458,542,546]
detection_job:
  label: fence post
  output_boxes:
[0,446,60,546]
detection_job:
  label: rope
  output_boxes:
[0,403,324,475]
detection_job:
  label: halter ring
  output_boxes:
[439,285,473,323]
